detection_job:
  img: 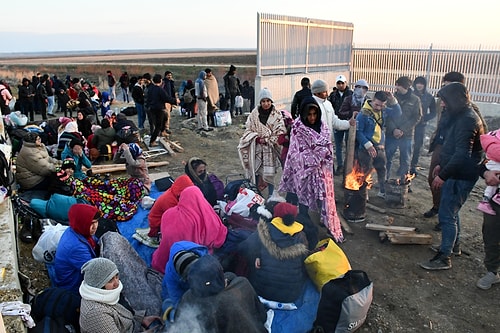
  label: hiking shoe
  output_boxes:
[476,272,500,290]
[430,243,462,256]
[423,207,439,218]
[419,253,452,270]
[377,191,386,199]
[477,201,496,215]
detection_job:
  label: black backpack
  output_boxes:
[30,287,81,332]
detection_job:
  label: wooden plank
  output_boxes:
[386,232,433,245]
[159,137,176,155]
[365,223,416,233]
[338,213,354,235]
[344,123,357,176]
[366,202,386,214]
[83,161,169,174]
[168,140,184,152]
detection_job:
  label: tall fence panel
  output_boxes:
[352,45,500,103]
[256,13,353,109]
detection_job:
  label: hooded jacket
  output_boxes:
[387,89,422,138]
[412,76,437,124]
[437,82,484,181]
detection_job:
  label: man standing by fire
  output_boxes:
[385,76,422,181]
[419,82,485,271]
[355,91,401,198]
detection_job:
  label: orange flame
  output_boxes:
[344,162,373,191]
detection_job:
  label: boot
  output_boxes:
[19,216,33,243]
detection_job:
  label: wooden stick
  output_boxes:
[365,223,416,233]
[366,202,386,214]
[159,137,176,155]
[83,161,169,174]
[344,122,357,176]
[168,140,184,152]
[338,214,354,235]
[386,232,433,245]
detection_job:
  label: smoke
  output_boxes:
[162,303,211,333]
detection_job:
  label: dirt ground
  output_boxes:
[11,50,500,333]
[17,108,500,333]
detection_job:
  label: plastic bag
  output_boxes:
[32,224,69,263]
[141,196,156,210]
[304,238,351,291]
[225,187,265,217]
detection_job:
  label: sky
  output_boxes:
[1,0,499,53]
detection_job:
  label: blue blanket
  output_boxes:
[118,183,320,332]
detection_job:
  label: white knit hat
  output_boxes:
[81,258,119,289]
[258,88,273,103]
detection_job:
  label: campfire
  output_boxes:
[385,173,416,208]
[343,161,372,222]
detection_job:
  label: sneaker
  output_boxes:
[477,201,496,215]
[423,207,439,218]
[476,272,500,290]
[377,191,386,199]
[429,243,462,256]
[419,253,452,270]
[492,194,500,206]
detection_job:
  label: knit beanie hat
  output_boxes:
[187,255,225,297]
[354,79,369,89]
[173,250,200,279]
[81,258,119,289]
[273,202,298,226]
[413,76,426,86]
[128,143,143,159]
[258,88,273,103]
[311,79,329,94]
[62,158,76,171]
[23,132,39,143]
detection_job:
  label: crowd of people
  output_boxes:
[4,66,499,332]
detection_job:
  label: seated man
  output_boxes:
[166,255,268,333]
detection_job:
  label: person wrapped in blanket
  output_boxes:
[114,142,152,193]
[279,96,344,242]
[166,254,267,333]
[238,88,286,198]
[151,186,228,274]
[237,202,309,304]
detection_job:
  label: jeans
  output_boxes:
[438,178,476,257]
[109,86,116,101]
[411,123,426,170]
[135,103,145,129]
[385,136,412,180]
[47,95,55,114]
[334,129,348,168]
[482,201,500,273]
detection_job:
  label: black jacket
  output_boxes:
[290,87,312,119]
[438,82,484,181]
[328,87,353,114]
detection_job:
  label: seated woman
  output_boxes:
[238,202,309,303]
[15,132,58,192]
[114,113,139,144]
[168,255,267,332]
[114,143,151,192]
[147,174,193,238]
[53,204,100,294]
[91,118,116,159]
[62,138,92,179]
[47,158,76,196]
[151,186,228,274]
[184,157,218,206]
[57,120,84,159]
[79,257,161,333]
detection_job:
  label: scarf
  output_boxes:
[79,281,123,305]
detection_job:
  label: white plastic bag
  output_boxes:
[32,224,68,263]
[225,187,265,217]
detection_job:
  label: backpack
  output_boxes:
[310,270,373,333]
[183,88,194,103]
[30,287,81,331]
[208,173,225,200]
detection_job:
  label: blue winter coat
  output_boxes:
[53,227,97,294]
[161,241,209,305]
[61,144,92,179]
